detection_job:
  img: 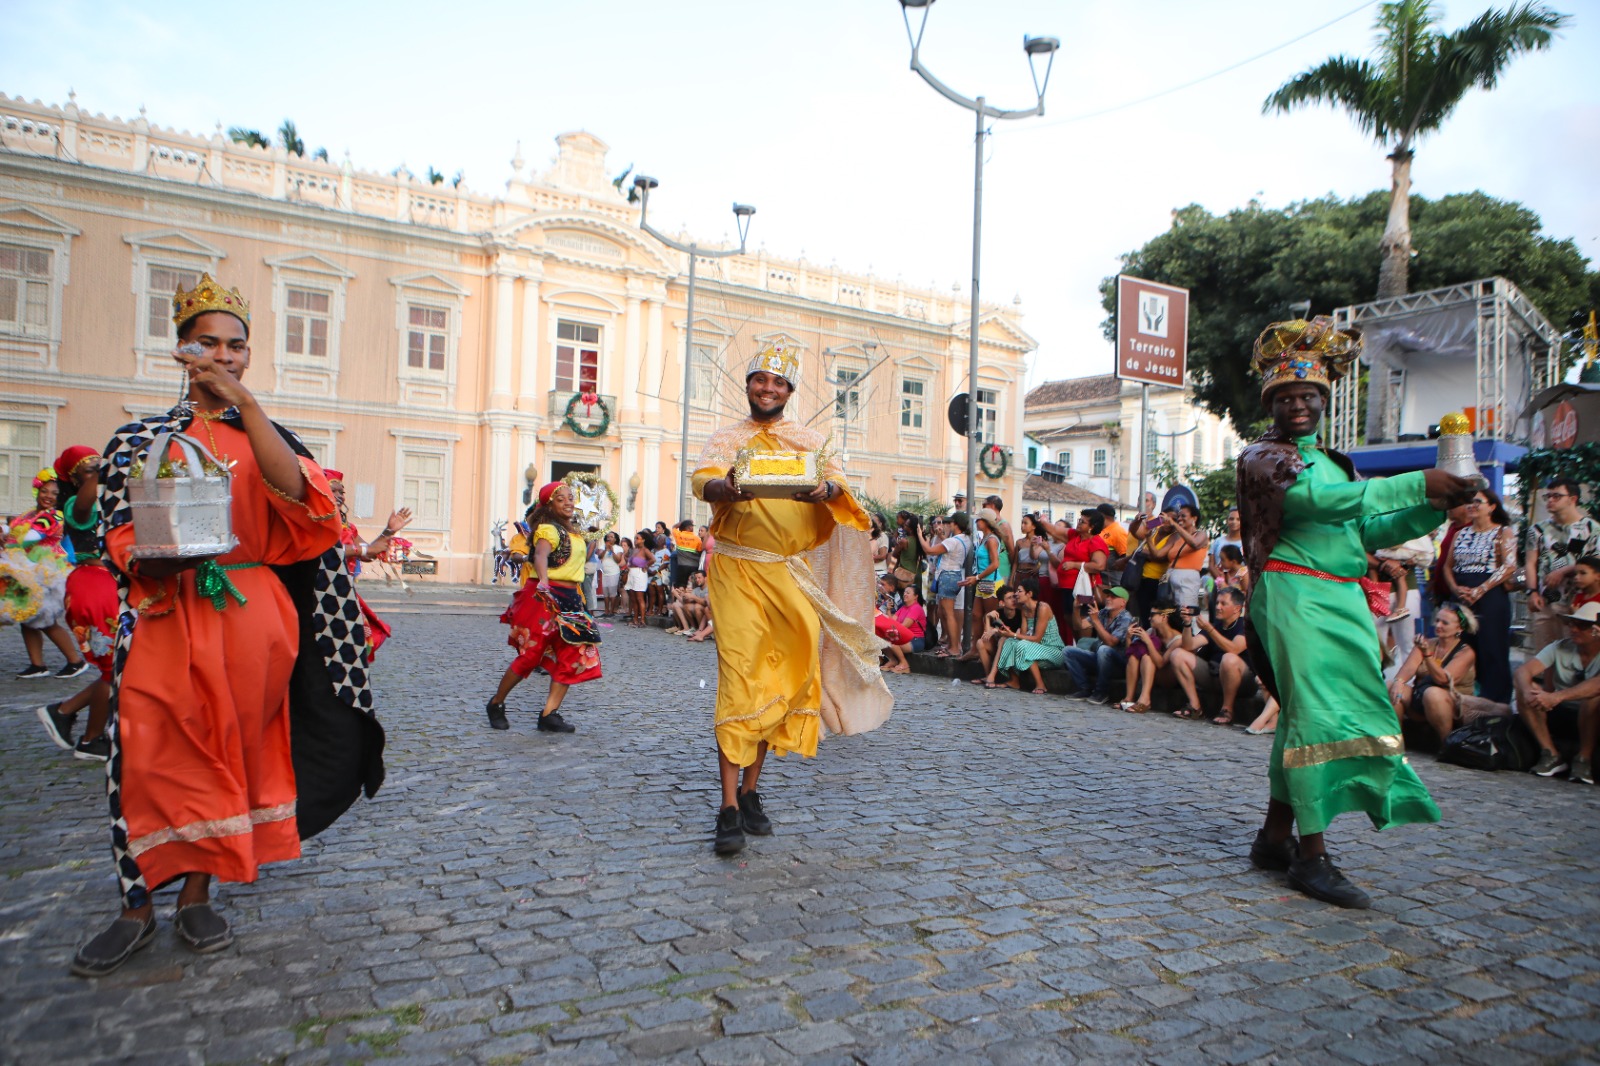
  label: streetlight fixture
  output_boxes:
[635,175,756,521]
[899,0,1058,647]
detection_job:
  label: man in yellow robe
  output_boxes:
[694,341,893,855]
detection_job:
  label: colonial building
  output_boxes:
[0,92,1034,581]
[1023,373,1242,514]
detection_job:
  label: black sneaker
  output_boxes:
[55,661,90,679]
[537,710,576,733]
[74,736,110,763]
[1086,692,1112,705]
[1571,758,1594,786]
[70,915,157,977]
[174,903,234,953]
[485,701,509,731]
[1249,829,1300,872]
[713,805,745,855]
[1531,750,1569,778]
[15,665,49,680]
[36,702,75,750]
[1287,854,1372,909]
[738,790,773,836]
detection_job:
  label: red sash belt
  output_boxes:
[1263,559,1359,582]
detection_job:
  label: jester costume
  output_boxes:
[499,520,601,685]
[0,497,72,628]
[99,404,387,910]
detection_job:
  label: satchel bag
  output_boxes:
[892,565,916,585]
[1438,715,1539,772]
[1120,549,1146,595]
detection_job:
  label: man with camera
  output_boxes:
[1061,585,1133,705]
[1525,478,1600,654]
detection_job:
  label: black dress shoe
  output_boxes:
[71,915,157,977]
[486,701,509,731]
[175,903,234,953]
[713,805,745,855]
[1249,829,1300,871]
[537,711,576,733]
[738,790,772,836]
[1287,854,1372,909]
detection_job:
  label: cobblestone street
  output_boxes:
[2,583,1598,1065]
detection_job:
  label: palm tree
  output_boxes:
[277,119,305,158]
[1264,0,1567,299]
[226,126,269,149]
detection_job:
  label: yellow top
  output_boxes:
[509,525,587,584]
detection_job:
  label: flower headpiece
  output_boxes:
[31,468,57,492]
[746,340,799,386]
[1252,316,1361,403]
[172,272,251,332]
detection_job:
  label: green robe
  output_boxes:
[1251,435,1442,836]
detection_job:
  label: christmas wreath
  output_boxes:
[563,391,611,438]
[979,443,1009,480]
[561,471,619,539]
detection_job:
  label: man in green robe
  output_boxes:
[1237,317,1477,908]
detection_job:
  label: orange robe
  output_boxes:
[107,421,338,891]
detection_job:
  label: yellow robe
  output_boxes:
[693,417,892,766]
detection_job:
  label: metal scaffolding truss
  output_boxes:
[1328,277,1561,451]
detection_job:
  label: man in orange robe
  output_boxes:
[73,275,342,977]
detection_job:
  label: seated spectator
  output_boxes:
[1167,587,1251,724]
[1246,694,1279,735]
[882,582,928,673]
[1573,554,1600,609]
[877,574,901,616]
[971,586,1023,682]
[1062,585,1133,705]
[669,570,710,634]
[1388,604,1478,743]
[984,577,1066,694]
[1121,603,1183,713]
[1476,602,1600,783]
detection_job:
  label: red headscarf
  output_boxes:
[538,481,563,506]
[323,468,346,483]
[53,445,98,483]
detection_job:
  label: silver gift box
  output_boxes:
[127,430,238,560]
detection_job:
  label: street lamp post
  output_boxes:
[898,0,1058,647]
[634,175,756,522]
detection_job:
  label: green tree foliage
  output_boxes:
[1264,0,1568,297]
[1100,191,1598,434]
[277,119,305,157]
[225,126,269,149]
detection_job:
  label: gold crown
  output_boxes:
[1251,316,1360,402]
[172,272,251,331]
[746,340,800,384]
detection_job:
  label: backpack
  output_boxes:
[1438,715,1539,772]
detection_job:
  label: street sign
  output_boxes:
[1116,275,1189,388]
[947,392,969,436]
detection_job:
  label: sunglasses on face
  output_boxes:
[1567,621,1596,631]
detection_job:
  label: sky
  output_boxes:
[3,0,1596,389]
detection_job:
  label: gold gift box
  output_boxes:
[732,447,822,498]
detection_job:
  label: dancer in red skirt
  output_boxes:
[485,481,601,733]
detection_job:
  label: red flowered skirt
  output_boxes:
[501,582,602,685]
[64,562,118,681]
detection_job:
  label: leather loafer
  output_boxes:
[175,903,235,953]
[1249,829,1300,871]
[1287,854,1372,909]
[70,915,157,977]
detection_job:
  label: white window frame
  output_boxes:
[0,407,55,517]
[390,272,468,405]
[1092,447,1108,478]
[974,386,1000,445]
[404,304,452,376]
[124,230,224,382]
[1056,450,1072,477]
[1193,425,1206,466]
[899,376,927,433]
[267,253,354,395]
[392,434,454,533]
[553,318,604,395]
[688,342,718,406]
[0,206,77,370]
[834,366,863,424]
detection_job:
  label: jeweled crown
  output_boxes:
[172,272,251,331]
[745,340,800,385]
[1251,316,1360,402]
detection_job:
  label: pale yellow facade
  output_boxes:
[0,92,1034,581]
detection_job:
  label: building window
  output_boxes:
[1223,437,1234,462]
[1056,450,1073,477]
[144,264,202,345]
[556,320,601,393]
[1026,446,1038,469]
[1193,426,1206,466]
[285,287,332,359]
[0,417,48,516]
[406,305,449,373]
[900,378,926,431]
[399,447,449,528]
[1146,427,1160,467]
[974,387,998,444]
[834,368,862,422]
[689,343,717,406]
[0,245,51,336]
[897,489,926,504]
[1092,448,1107,477]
